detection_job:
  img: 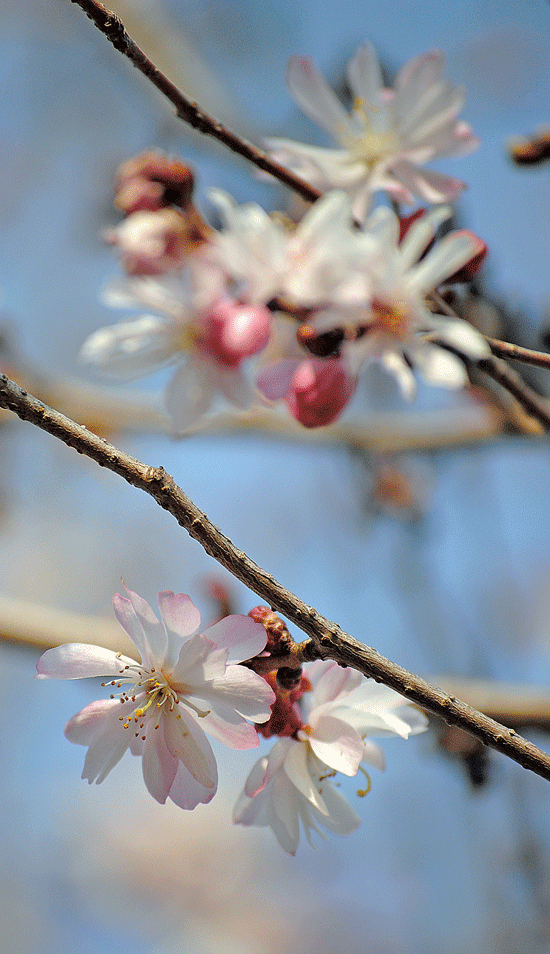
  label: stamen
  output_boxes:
[356,766,372,798]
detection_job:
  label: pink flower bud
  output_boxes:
[198,301,271,367]
[114,150,194,214]
[286,357,356,428]
[444,231,488,283]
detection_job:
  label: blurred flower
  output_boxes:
[207,188,370,307]
[315,205,489,397]
[80,277,271,431]
[104,208,211,276]
[265,43,479,220]
[37,587,275,810]
[234,660,427,852]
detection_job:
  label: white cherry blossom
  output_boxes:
[265,43,479,221]
[207,188,371,308]
[233,661,427,853]
[314,204,490,397]
[37,588,275,810]
[79,276,271,431]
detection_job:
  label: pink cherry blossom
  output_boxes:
[265,43,479,221]
[234,660,427,852]
[37,588,275,811]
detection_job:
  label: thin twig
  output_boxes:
[2,373,550,782]
[429,291,550,430]
[69,0,321,204]
[486,337,550,369]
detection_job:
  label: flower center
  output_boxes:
[371,297,410,339]
[343,99,400,168]
[102,657,209,741]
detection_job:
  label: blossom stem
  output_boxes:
[2,372,550,783]
[429,291,550,429]
[69,0,321,204]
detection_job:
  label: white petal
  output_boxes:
[347,42,384,103]
[429,316,490,361]
[79,316,178,379]
[36,644,135,680]
[391,159,466,205]
[164,362,213,432]
[380,349,417,399]
[201,664,275,721]
[408,229,481,295]
[409,341,468,389]
[283,740,329,814]
[312,779,361,835]
[308,714,365,776]
[243,755,270,798]
[268,770,301,854]
[398,205,452,271]
[287,56,353,140]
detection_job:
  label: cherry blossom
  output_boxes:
[233,660,427,852]
[314,204,490,397]
[37,588,275,810]
[207,188,371,308]
[265,43,479,220]
[79,276,271,431]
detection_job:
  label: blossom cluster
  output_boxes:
[37,589,426,853]
[80,42,487,431]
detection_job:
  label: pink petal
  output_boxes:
[141,726,178,804]
[203,614,268,664]
[36,644,135,680]
[74,699,137,784]
[163,707,217,788]
[65,697,134,746]
[256,358,300,401]
[309,660,362,707]
[157,591,201,640]
[244,755,270,798]
[170,633,225,686]
[168,759,217,810]
[124,586,168,666]
[112,592,162,669]
[198,705,260,749]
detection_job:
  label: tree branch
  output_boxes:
[2,372,550,781]
[69,0,321,204]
